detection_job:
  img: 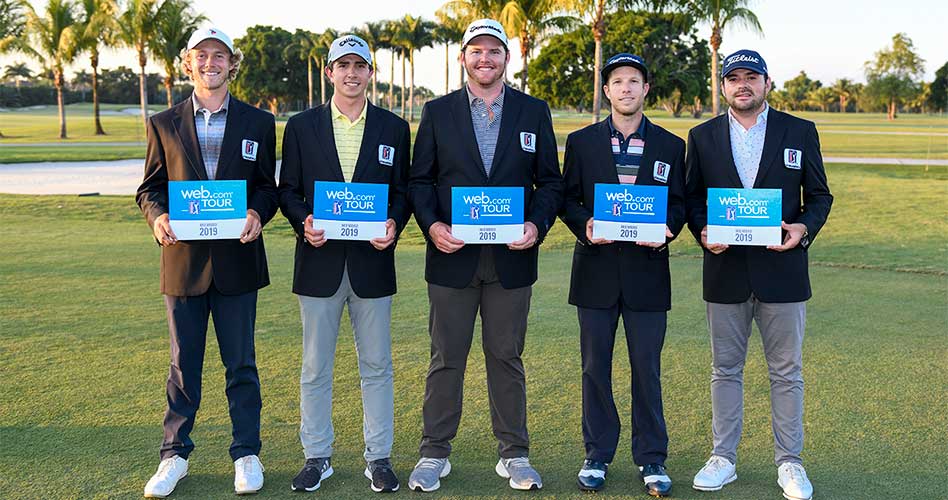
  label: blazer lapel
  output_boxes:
[214,95,248,180]
[352,102,383,183]
[593,119,619,184]
[452,88,487,179]
[713,114,744,187]
[172,99,208,180]
[314,104,345,181]
[489,86,520,178]
[636,117,659,186]
[754,107,786,188]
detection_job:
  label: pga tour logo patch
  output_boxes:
[241,139,258,161]
[653,161,670,183]
[520,132,536,153]
[784,148,802,169]
[378,145,395,166]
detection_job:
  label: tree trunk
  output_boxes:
[371,50,378,104]
[307,57,313,109]
[710,27,722,115]
[139,49,149,131]
[165,77,174,109]
[520,30,529,92]
[591,32,602,123]
[400,53,406,119]
[459,58,464,88]
[444,43,449,95]
[56,70,67,139]
[389,50,395,110]
[409,50,415,122]
[91,52,105,135]
[268,97,279,115]
[888,99,896,120]
[319,59,326,105]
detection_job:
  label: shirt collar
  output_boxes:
[606,114,649,140]
[728,102,769,131]
[331,97,368,125]
[467,84,505,107]
[192,92,230,116]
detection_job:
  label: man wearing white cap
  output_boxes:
[278,33,411,494]
[138,26,277,497]
[408,18,563,492]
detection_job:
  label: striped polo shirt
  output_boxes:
[192,93,229,180]
[607,115,648,184]
[331,98,368,183]
[468,86,504,176]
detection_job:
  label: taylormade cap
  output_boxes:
[328,34,373,66]
[461,19,508,49]
[721,49,768,78]
[186,26,234,54]
[602,53,649,83]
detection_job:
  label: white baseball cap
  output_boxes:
[462,19,508,50]
[186,26,234,54]
[328,34,373,66]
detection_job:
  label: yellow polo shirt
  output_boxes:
[330,99,367,182]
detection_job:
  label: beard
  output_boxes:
[727,89,767,112]
[465,63,505,87]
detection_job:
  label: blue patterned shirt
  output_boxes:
[192,93,229,180]
[468,86,505,176]
[728,102,769,189]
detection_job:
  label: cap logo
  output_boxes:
[469,24,503,35]
[338,37,364,47]
[725,54,760,67]
[209,29,217,35]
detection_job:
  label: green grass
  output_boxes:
[2,104,947,163]
[0,159,946,499]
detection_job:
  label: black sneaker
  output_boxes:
[292,457,333,492]
[577,459,608,491]
[640,463,672,497]
[364,458,399,493]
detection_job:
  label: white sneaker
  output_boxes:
[144,456,189,498]
[692,455,736,492]
[777,462,813,500]
[234,455,265,495]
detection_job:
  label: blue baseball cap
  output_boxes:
[721,49,768,78]
[601,53,649,83]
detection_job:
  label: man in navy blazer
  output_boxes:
[685,50,832,500]
[137,27,277,498]
[560,54,683,497]
[407,19,563,493]
[278,34,411,494]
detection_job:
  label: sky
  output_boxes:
[4,0,946,93]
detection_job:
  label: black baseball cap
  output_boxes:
[601,53,649,83]
[721,49,768,78]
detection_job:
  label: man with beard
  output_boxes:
[407,18,563,493]
[138,27,277,497]
[559,53,684,497]
[685,50,832,500]
[278,34,411,494]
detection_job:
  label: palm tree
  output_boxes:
[565,0,610,122]
[285,29,318,109]
[24,0,82,139]
[380,20,399,111]
[316,28,338,105]
[685,0,762,115]
[830,78,856,113]
[360,21,384,104]
[1,0,28,138]
[118,0,159,130]
[4,62,32,88]
[152,0,205,109]
[78,0,117,134]
[399,15,435,121]
[505,0,577,92]
[432,12,464,95]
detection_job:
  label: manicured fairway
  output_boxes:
[0,161,945,499]
[2,104,947,163]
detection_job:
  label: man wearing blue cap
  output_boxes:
[278,33,411,493]
[685,50,832,500]
[139,26,276,497]
[560,53,683,497]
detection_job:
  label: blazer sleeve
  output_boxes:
[527,102,565,242]
[248,114,278,225]
[684,128,708,244]
[278,118,310,238]
[559,132,592,243]
[796,122,833,247]
[137,116,169,230]
[409,102,440,234]
[388,119,413,235]
[666,136,688,238]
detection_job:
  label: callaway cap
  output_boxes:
[461,19,508,50]
[328,34,373,66]
[186,26,234,54]
[721,49,768,78]
[601,53,649,82]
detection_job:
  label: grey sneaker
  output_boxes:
[407,457,451,492]
[495,457,542,490]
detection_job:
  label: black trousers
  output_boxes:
[579,304,668,465]
[160,286,262,461]
[420,249,533,459]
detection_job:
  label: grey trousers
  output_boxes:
[298,266,394,462]
[420,249,533,459]
[707,297,806,466]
